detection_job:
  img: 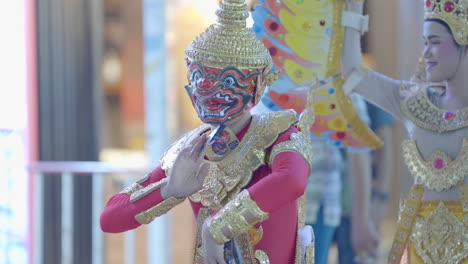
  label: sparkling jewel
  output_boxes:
[444,1,455,12]
[433,158,444,169]
[443,111,454,119]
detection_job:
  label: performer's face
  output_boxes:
[185,60,261,124]
[423,21,462,82]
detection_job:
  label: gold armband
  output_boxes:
[208,190,269,244]
[268,132,313,169]
[134,196,185,224]
[130,178,167,202]
[119,173,151,195]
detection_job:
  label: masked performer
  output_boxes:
[100,0,314,263]
[341,0,467,263]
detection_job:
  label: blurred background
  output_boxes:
[1,0,423,263]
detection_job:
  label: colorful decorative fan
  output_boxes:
[252,0,383,150]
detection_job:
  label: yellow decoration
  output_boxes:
[185,0,273,71]
[402,139,468,191]
[425,0,468,45]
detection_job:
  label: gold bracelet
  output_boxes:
[134,196,185,224]
[207,217,230,244]
[208,190,269,243]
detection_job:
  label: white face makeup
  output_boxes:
[423,21,461,83]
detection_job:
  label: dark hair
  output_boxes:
[425,18,452,33]
[424,18,460,47]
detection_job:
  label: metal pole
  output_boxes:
[142,0,170,263]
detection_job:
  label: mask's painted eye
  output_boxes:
[223,76,235,86]
[192,71,201,82]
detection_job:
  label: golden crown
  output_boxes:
[424,0,468,45]
[185,0,273,71]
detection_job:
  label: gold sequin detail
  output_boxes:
[130,178,167,202]
[388,184,425,264]
[208,190,269,243]
[425,0,468,46]
[190,110,298,210]
[119,172,151,195]
[134,196,184,225]
[401,89,468,133]
[185,0,273,71]
[254,250,270,264]
[268,131,313,169]
[402,139,468,191]
[410,202,467,264]
[193,208,211,264]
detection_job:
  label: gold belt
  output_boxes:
[388,182,467,264]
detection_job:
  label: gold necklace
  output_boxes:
[401,89,468,133]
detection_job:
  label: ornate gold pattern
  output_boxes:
[305,245,315,264]
[235,231,259,263]
[189,110,298,210]
[425,0,468,45]
[208,190,269,244]
[193,208,211,264]
[254,250,270,264]
[185,0,273,71]
[268,131,313,169]
[388,184,425,264]
[119,172,150,195]
[294,194,307,264]
[134,196,184,225]
[401,89,468,133]
[410,202,467,264]
[130,178,168,202]
[402,139,468,191]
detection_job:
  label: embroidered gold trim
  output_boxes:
[268,131,313,169]
[193,208,211,264]
[402,139,468,191]
[208,190,269,244]
[235,232,259,264]
[388,184,424,264]
[410,202,467,264]
[190,110,298,210]
[401,89,468,133]
[254,250,270,264]
[305,244,315,264]
[119,172,151,195]
[134,196,184,225]
[130,178,168,202]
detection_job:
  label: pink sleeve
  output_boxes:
[247,130,310,214]
[100,167,167,233]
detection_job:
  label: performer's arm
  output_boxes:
[100,167,184,233]
[342,1,411,120]
[100,133,207,233]
[207,128,311,243]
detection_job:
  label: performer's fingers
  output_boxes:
[195,134,208,162]
[196,163,209,184]
[178,145,191,159]
[189,134,207,159]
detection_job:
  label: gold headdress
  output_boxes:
[185,0,276,88]
[424,0,468,45]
